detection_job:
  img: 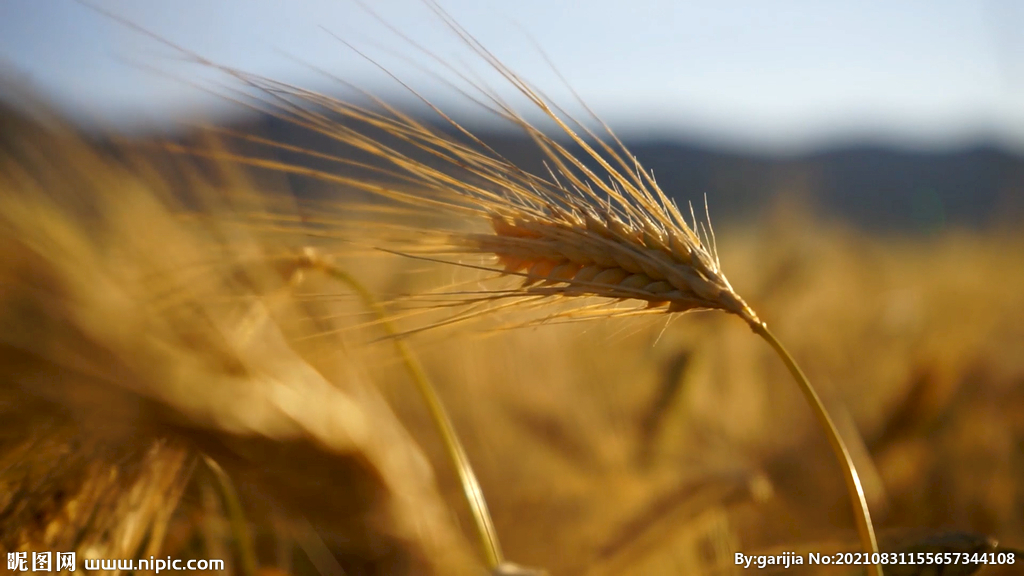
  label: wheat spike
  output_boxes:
[474,203,757,323]
[157,56,757,327]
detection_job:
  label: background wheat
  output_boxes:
[0,107,478,575]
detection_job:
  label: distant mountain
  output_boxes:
[237,111,1024,233]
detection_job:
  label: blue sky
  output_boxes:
[1,0,1022,153]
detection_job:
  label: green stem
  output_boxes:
[750,321,882,576]
[319,265,505,569]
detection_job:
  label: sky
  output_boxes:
[1,0,1023,154]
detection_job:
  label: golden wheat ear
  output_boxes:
[469,201,759,323]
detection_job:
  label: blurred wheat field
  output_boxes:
[2,8,1024,576]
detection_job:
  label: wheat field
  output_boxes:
[1,6,1023,576]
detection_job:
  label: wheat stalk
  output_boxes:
[285,247,507,571]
